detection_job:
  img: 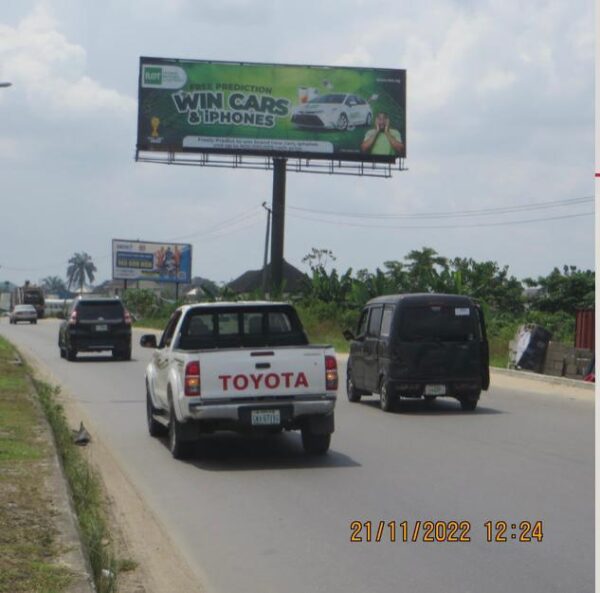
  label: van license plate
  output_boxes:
[425,384,446,395]
[95,324,108,332]
[251,410,281,426]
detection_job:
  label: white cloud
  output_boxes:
[476,69,517,94]
[334,46,373,67]
[0,3,135,118]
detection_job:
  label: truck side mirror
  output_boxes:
[343,329,355,341]
[140,334,157,349]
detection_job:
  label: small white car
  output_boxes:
[291,93,372,131]
[10,304,38,324]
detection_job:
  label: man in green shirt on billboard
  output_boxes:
[361,112,404,156]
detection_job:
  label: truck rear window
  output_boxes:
[399,305,479,342]
[178,308,308,349]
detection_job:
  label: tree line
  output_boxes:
[300,247,594,316]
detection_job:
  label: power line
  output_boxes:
[288,196,594,220]
[1,207,264,274]
[167,206,262,241]
[287,210,594,230]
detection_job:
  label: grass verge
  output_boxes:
[0,337,73,593]
[0,335,133,593]
[35,379,121,593]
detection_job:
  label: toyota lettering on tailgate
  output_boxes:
[218,372,309,391]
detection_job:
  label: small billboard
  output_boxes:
[137,57,406,163]
[112,239,192,283]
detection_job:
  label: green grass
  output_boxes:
[0,374,28,391]
[36,381,119,593]
[0,334,128,593]
[0,337,74,593]
[302,320,349,352]
[134,317,169,331]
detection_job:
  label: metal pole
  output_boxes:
[270,158,287,295]
[261,202,272,297]
[175,282,179,301]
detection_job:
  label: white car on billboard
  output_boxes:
[291,93,372,131]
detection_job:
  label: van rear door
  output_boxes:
[392,304,483,382]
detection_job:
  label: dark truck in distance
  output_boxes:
[58,297,132,361]
[140,302,338,459]
[344,294,490,411]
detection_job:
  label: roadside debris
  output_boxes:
[73,421,91,446]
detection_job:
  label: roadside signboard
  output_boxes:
[137,57,406,163]
[112,239,192,283]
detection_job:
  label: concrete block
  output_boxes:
[546,342,572,355]
[565,363,578,375]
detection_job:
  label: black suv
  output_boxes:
[58,297,132,361]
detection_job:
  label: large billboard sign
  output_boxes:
[137,57,406,163]
[112,239,192,283]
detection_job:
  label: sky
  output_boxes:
[0,0,594,288]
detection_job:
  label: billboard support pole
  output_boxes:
[270,158,287,295]
[175,282,179,302]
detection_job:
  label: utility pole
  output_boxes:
[261,201,272,298]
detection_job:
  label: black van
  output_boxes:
[344,294,489,411]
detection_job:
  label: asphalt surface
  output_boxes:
[1,318,594,593]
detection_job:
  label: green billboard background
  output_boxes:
[137,57,406,163]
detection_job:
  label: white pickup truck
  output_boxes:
[140,302,338,458]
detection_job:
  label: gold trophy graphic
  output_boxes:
[150,116,160,138]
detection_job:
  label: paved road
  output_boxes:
[1,318,594,593]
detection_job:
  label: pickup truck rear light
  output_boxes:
[325,355,338,391]
[68,310,78,325]
[184,361,201,396]
[123,309,132,325]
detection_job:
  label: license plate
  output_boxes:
[95,324,108,332]
[425,384,446,396]
[251,409,281,426]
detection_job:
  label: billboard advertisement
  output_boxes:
[112,239,192,283]
[137,57,406,163]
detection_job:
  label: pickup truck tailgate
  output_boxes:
[194,347,329,399]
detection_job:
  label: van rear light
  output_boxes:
[325,355,338,391]
[123,308,132,325]
[68,310,78,325]
[184,361,201,396]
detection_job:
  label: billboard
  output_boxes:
[137,57,406,163]
[112,239,192,283]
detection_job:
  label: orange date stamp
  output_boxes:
[349,520,543,543]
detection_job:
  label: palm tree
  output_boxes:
[41,276,67,295]
[67,252,97,294]
[404,247,448,292]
